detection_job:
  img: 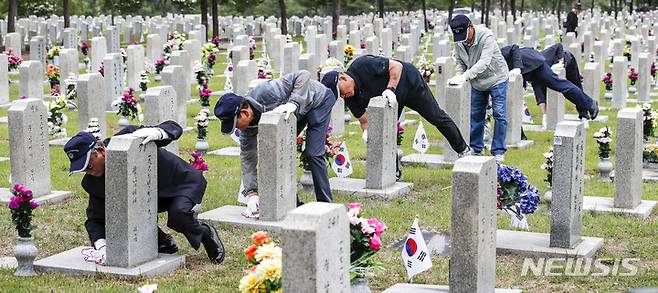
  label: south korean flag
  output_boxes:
[236,180,249,205]
[412,121,429,154]
[331,142,353,178]
[401,218,432,280]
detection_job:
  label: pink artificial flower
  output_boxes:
[348,202,362,214]
[8,196,21,209]
[367,218,386,237]
[191,151,202,159]
[369,235,382,251]
[29,200,39,209]
[20,95,27,99]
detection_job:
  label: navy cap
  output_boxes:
[63,132,98,175]
[321,71,340,99]
[450,14,471,42]
[214,93,243,134]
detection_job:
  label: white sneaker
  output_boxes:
[494,154,505,163]
[241,195,260,218]
[580,117,589,129]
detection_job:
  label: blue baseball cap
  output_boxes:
[63,132,98,175]
[321,70,340,99]
[214,93,244,134]
[450,15,471,42]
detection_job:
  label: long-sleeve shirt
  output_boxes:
[239,70,333,193]
[565,11,578,33]
[82,121,207,245]
[453,25,509,91]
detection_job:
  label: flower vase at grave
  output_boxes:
[53,56,60,66]
[118,116,131,127]
[598,157,613,182]
[629,83,637,94]
[14,237,38,277]
[300,168,314,194]
[194,138,209,154]
[351,277,373,293]
[154,74,161,81]
[605,89,613,100]
[543,187,553,203]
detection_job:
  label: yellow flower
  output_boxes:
[255,242,282,262]
[344,45,355,56]
[238,272,265,293]
[255,258,282,282]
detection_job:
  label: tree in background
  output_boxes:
[63,0,70,28]
[200,0,208,40]
[8,0,17,32]
[211,0,219,37]
[378,0,383,18]
[279,0,287,35]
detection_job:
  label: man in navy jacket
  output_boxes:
[64,120,225,264]
[500,44,598,125]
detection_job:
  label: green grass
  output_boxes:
[0,36,656,293]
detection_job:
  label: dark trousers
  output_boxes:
[397,83,469,153]
[295,91,336,203]
[528,63,593,117]
[158,196,205,250]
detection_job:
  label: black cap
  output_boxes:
[214,93,243,134]
[450,14,471,42]
[63,132,97,175]
[321,70,340,99]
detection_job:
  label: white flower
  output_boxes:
[598,137,612,144]
[137,284,158,293]
[540,163,549,170]
[360,218,375,234]
[543,151,553,159]
[349,215,360,225]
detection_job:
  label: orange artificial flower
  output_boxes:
[249,265,257,272]
[244,244,258,262]
[251,231,270,245]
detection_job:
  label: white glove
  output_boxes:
[382,89,397,107]
[242,194,259,218]
[361,130,368,142]
[132,128,167,145]
[271,102,298,120]
[509,68,521,77]
[448,74,467,85]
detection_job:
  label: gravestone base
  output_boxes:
[383,284,521,293]
[400,119,418,127]
[507,140,534,149]
[626,98,658,104]
[0,256,17,269]
[401,154,454,169]
[186,99,198,104]
[207,147,240,157]
[328,177,413,200]
[0,157,8,162]
[496,229,603,258]
[564,114,608,123]
[34,246,185,279]
[522,124,552,132]
[641,168,658,182]
[0,116,7,123]
[198,205,284,233]
[49,137,72,147]
[582,196,657,219]
[0,188,72,205]
[182,126,194,133]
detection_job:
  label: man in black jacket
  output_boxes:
[64,120,225,264]
[500,44,598,125]
[564,3,581,36]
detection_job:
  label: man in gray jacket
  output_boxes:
[214,70,336,218]
[449,14,510,162]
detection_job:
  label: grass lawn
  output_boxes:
[0,35,656,292]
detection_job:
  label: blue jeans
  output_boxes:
[470,81,508,155]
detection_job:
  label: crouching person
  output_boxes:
[63,120,225,264]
